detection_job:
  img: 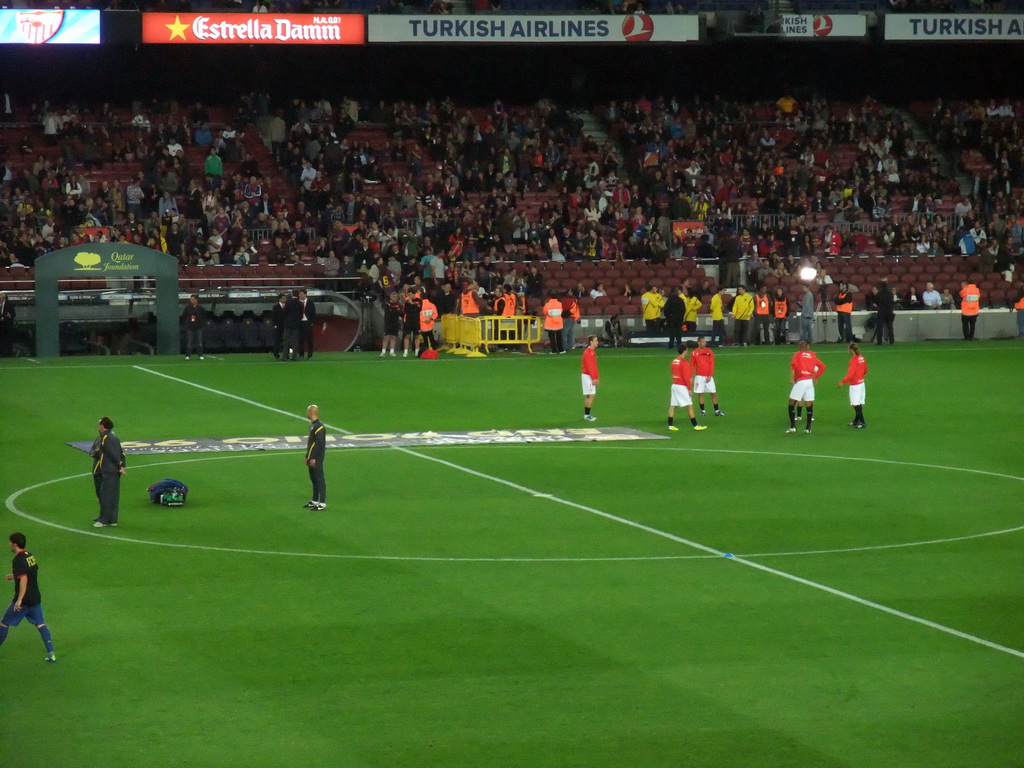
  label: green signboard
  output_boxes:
[34,244,180,357]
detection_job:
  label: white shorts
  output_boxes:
[581,374,596,396]
[693,375,716,394]
[848,382,866,406]
[670,384,692,407]
[789,379,816,403]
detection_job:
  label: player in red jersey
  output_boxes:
[581,335,600,421]
[837,342,868,428]
[668,344,707,432]
[787,340,826,434]
[691,336,724,417]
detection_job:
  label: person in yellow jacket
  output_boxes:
[683,290,702,332]
[709,287,726,347]
[959,280,981,340]
[641,285,666,332]
[543,293,565,354]
[731,286,754,346]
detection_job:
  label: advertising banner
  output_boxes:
[0,10,100,45]
[672,221,707,240]
[368,12,699,43]
[68,427,667,455]
[885,13,1024,41]
[142,13,364,44]
[776,14,867,38]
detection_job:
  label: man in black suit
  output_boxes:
[0,293,15,357]
[270,293,287,359]
[282,290,303,361]
[297,289,316,360]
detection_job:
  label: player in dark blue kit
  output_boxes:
[304,405,327,510]
[0,532,56,663]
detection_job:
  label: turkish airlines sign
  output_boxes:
[886,13,1024,41]
[142,13,364,44]
[0,10,100,44]
[368,13,699,43]
[776,14,867,38]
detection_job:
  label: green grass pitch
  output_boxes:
[1,340,1022,768]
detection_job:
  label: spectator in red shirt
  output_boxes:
[691,337,724,418]
[837,342,868,428]
[668,344,707,433]
[787,340,826,434]
[581,336,600,422]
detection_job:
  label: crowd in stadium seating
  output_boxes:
[2,92,1023,320]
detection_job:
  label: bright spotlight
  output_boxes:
[799,266,817,281]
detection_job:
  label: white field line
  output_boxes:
[125,365,1024,660]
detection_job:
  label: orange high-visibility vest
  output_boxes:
[461,290,479,316]
[1015,294,1024,310]
[755,294,770,315]
[420,299,437,331]
[835,290,853,314]
[773,298,788,319]
[543,298,563,330]
[501,294,516,317]
[960,284,981,316]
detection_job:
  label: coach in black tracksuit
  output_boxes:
[304,405,327,510]
[91,416,125,527]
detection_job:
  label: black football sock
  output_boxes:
[854,405,864,424]
[667,416,674,426]
[796,406,803,418]
[806,405,814,429]
[690,416,698,426]
[585,407,591,416]
[788,405,796,427]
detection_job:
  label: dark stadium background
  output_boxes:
[2,36,1023,104]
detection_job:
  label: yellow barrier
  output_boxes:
[439,314,542,357]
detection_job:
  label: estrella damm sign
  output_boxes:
[142,13,365,45]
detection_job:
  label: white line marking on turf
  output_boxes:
[123,366,1024,661]
[9,452,1022,562]
[4,457,716,564]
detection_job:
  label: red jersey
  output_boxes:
[671,355,694,389]
[581,347,599,379]
[791,350,826,381]
[691,347,715,378]
[839,354,867,386]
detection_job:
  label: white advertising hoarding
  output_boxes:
[368,12,699,43]
[886,13,1024,41]
[776,14,867,38]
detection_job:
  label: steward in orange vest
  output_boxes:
[959,281,981,340]
[543,294,564,354]
[419,296,438,351]
[771,289,788,346]
[834,281,854,343]
[753,287,771,345]
[460,283,480,317]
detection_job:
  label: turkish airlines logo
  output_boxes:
[813,15,833,36]
[622,12,654,42]
[17,10,64,44]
